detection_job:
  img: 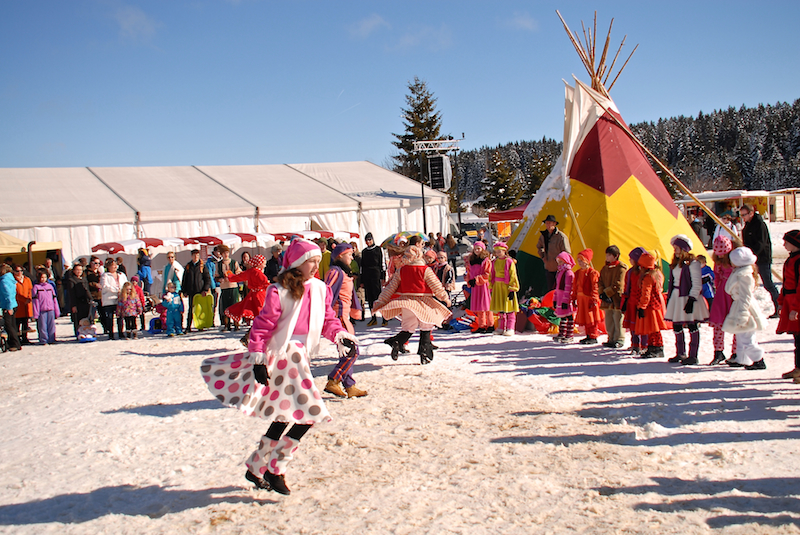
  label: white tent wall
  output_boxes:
[311,211,360,240]
[138,217,256,241]
[4,223,136,265]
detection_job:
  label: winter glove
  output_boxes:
[701,274,712,285]
[507,291,515,301]
[637,308,645,318]
[253,364,269,385]
[620,298,628,311]
[683,297,695,314]
[468,279,476,287]
[335,331,359,358]
[599,293,613,305]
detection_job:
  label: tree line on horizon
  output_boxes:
[389,79,800,213]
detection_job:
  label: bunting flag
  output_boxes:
[510,79,707,296]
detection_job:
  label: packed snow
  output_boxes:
[2,225,800,534]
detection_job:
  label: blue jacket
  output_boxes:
[0,272,18,310]
[701,265,715,299]
[206,258,218,290]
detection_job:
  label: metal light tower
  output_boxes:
[412,137,463,236]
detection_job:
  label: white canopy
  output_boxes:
[0,161,449,262]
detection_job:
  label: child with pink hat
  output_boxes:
[201,238,358,495]
[464,241,493,333]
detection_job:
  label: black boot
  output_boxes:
[384,331,413,360]
[709,350,726,365]
[265,472,291,495]
[245,470,271,490]
[418,330,434,365]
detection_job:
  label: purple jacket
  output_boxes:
[553,252,576,318]
[31,282,60,320]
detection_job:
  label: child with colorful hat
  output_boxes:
[489,242,519,336]
[635,251,668,359]
[778,230,800,382]
[665,234,709,365]
[708,236,737,365]
[571,249,603,344]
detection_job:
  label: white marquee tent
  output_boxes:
[0,162,449,262]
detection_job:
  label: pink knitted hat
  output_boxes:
[281,239,321,272]
[473,241,486,250]
[713,236,733,256]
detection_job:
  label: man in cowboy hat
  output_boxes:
[536,214,571,292]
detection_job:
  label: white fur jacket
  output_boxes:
[722,265,766,334]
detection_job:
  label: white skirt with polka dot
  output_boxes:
[201,343,331,425]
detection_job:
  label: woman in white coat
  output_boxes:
[722,247,767,369]
[99,258,128,340]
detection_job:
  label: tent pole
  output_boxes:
[565,198,587,250]
[574,77,742,247]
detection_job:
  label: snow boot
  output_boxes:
[245,470,271,490]
[745,359,766,370]
[418,330,434,365]
[324,379,347,398]
[265,435,300,495]
[680,355,699,365]
[639,345,664,359]
[384,331,413,361]
[710,351,726,365]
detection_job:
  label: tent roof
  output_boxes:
[0,231,61,255]
[0,162,431,230]
[289,161,449,210]
[89,166,255,222]
[195,164,358,214]
[489,201,530,222]
[0,167,136,227]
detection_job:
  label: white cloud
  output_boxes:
[111,3,160,43]
[349,14,390,39]
[393,24,453,52]
[505,12,539,32]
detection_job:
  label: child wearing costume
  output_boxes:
[635,252,668,359]
[465,241,493,333]
[778,230,800,383]
[323,243,367,398]
[224,255,269,324]
[162,282,184,336]
[375,245,451,364]
[117,282,143,339]
[489,242,519,336]
[572,249,603,345]
[598,245,627,348]
[708,236,737,366]
[553,252,576,343]
[622,247,647,354]
[665,234,710,365]
[722,246,766,369]
[31,270,60,345]
[201,239,358,495]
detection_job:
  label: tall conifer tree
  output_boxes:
[481,150,524,211]
[391,77,443,183]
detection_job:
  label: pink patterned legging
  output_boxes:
[711,323,736,352]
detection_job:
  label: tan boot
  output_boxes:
[781,368,800,379]
[324,379,346,398]
[345,385,368,398]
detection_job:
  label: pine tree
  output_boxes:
[481,150,524,211]
[391,77,443,183]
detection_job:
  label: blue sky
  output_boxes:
[1,1,798,169]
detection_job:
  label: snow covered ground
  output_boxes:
[2,227,800,534]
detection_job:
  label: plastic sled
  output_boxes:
[192,293,215,330]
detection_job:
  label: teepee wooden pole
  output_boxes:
[573,77,742,247]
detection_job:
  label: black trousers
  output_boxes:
[3,310,21,350]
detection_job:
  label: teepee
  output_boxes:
[510,13,708,297]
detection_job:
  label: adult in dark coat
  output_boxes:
[181,249,212,332]
[740,204,780,317]
[360,233,386,326]
[65,264,93,336]
[265,244,282,283]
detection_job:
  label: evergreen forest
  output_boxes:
[455,99,800,210]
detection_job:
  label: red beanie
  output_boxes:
[578,248,593,263]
